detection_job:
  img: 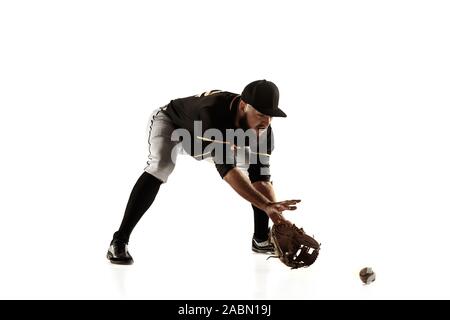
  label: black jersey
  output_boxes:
[163,90,274,182]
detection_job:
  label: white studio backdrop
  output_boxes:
[0,0,449,299]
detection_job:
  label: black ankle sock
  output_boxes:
[252,204,269,241]
[113,172,162,243]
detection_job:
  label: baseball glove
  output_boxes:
[269,222,321,269]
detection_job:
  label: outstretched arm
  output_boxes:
[253,180,276,202]
[223,168,300,224]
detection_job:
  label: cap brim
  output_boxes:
[262,108,287,118]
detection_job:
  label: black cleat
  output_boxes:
[107,239,134,265]
[252,229,275,254]
[252,227,275,254]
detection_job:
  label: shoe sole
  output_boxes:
[252,247,275,254]
[106,251,134,265]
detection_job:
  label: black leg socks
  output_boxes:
[252,204,270,241]
[113,172,162,243]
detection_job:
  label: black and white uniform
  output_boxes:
[144,90,274,183]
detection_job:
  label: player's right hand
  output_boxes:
[264,200,301,224]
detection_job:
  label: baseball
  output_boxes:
[359,267,376,285]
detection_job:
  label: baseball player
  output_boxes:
[107,80,300,265]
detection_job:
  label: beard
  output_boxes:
[238,113,250,131]
[238,114,266,137]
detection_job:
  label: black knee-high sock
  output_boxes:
[253,205,270,241]
[113,172,162,243]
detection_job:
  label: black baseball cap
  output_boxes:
[241,80,287,117]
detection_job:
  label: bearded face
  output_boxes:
[240,104,272,136]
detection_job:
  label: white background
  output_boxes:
[1,0,449,299]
